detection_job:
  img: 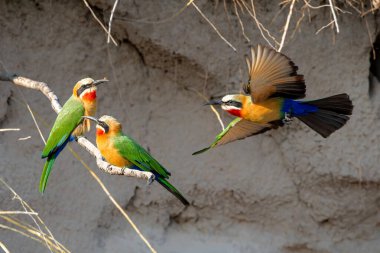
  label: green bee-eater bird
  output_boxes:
[193,45,353,155]
[40,77,108,193]
[82,115,190,206]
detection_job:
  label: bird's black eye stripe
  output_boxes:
[99,121,109,133]
[77,83,93,96]
[224,101,242,108]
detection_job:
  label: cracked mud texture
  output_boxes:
[1,0,380,252]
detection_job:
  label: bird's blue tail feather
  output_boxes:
[282,99,318,117]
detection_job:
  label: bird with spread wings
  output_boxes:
[193,45,353,155]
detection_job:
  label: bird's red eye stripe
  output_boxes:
[82,90,97,101]
[96,128,105,135]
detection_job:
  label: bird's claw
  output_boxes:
[147,174,155,185]
[283,113,292,124]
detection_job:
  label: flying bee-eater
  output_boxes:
[40,77,108,193]
[82,115,190,206]
[193,45,353,155]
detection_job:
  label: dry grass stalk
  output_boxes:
[83,0,118,46]
[191,1,237,52]
[0,178,70,253]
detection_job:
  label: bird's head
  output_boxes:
[73,78,108,101]
[206,94,243,117]
[82,115,122,136]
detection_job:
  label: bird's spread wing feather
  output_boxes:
[243,45,305,102]
[193,118,272,155]
[41,96,84,158]
[114,136,171,179]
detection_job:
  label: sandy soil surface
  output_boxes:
[1,0,380,252]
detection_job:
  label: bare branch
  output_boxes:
[0,73,155,183]
[77,137,154,182]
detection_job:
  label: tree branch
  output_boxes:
[0,73,155,183]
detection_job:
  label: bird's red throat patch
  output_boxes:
[96,128,105,135]
[82,90,97,101]
[227,109,241,117]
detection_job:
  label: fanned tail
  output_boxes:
[156,177,189,206]
[39,155,56,193]
[297,93,353,138]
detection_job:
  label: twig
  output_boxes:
[242,0,279,49]
[278,0,296,52]
[82,0,118,46]
[16,86,46,144]
[0,73,154,183]
[191,1,237,52]
[0,211,38,215]
[114,0,193,24]
[107,0,119,44]
[315,20,335,34]
[233,0,250,42]
[328,0,340,33]
[0,241,10,253]
[0,128,20,132]
[18,136,31,141]
[186,87,225,130]
[303,0,330,9]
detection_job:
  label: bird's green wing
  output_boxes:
[114,135,171,179]
[192,118,272,155]
[41,96,84,158]
[113,135,189,206]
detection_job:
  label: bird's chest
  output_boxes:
[97,138,133,167]
[71,101,97,137]
[241,99,282,123]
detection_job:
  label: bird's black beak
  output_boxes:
[93,78,109,86]
[204,98,223,106]
[82,116,100,124]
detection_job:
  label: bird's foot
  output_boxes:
[282,113,293,124]
[147,174,155,185]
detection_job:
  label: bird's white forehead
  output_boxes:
[79,77,95,85]
[99,115,117,123]
[222,94,236,102]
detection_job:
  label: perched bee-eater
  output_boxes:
[40,78,108,192]
[193,45,353,155]
[83,115,190,206]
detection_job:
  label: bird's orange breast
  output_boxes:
[241,97,283,123]
[96,135,134,167]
